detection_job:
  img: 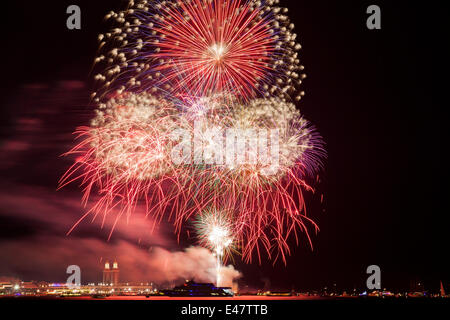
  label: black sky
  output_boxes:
[0,1,447,291]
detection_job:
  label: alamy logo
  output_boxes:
[66,5,81,30]
[366,265,381,290]
[366,5,381,30]
[170,122,280,175]
[66,265,81,288]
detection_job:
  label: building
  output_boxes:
[102,260,119,285]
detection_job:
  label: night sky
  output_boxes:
[0,1,446,292]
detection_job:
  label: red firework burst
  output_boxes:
[152,0,274,99]
[93,0,305,103]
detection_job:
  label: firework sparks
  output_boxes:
[182,97,326,264]
[194,208,235,286]
[61,93,326,262]
[59,92,186,236]
[92,0,306,102]
[62,0,326,265]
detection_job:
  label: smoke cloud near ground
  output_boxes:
[148,246,241,286]
[0,182,241,287]
[0,234,241,286]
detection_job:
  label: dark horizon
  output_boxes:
[0,0,446,293]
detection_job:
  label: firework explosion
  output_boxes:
[92,0,306,102]
[59,92,184,235]
[219,98,325,263]
[62,0,326,264]
[194,208,235,286]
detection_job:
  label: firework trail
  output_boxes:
[181,97,325,263]
[194,208,235,286]
[62,0,327,264]
[92,0,306,102]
